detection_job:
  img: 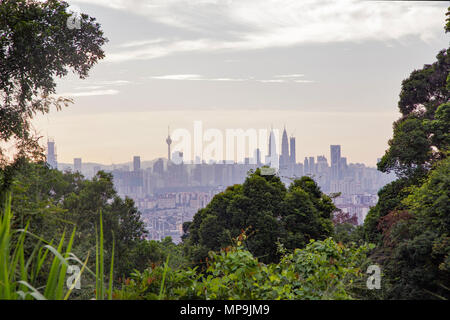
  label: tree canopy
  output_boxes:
[183,169,335,264]
[0,0,107,164]
[363,8,450,299]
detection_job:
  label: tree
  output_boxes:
[332,210,360,245]
[5,161,150,284]
[117,237,374,300]
[378,50,449,178]
[183,169,334,264]
[368,4,449,263]
[380,158,450,299]
[0,0,107,170]
[445,6,450,33]
[378,7,449,178]
[363,9,450,299]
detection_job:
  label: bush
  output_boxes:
[117,237,374,300]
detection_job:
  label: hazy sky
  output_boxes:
[32,0,450,166]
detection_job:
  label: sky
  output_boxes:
[32,0,450,166]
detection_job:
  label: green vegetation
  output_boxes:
[0,1,449,300]
[0,0,107,165]
[0,160,185,299]
[115,235,373,300]
[183,171,334,265]
[361,7,450,299]
[0,164,375,300]
[0,192,111,300]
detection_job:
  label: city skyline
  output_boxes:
[51,133,394,243]
[31,1,449,166]
[47,126,385,170]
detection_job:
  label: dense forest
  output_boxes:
[0,1,449,300]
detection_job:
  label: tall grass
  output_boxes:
[158,255,170,300]
[0,193,114,300]
[95,210,115,300]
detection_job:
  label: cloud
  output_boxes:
[119,39,165,48]
[71,80,131,92]
[151,74,203,80]
[73,85,105,90]
[150,74,248,81]
[96,80,131,86]
[275,74,305,78]
[55,89,120,97]
[73,0,447,63]
[150,74,314,83]
[293,80,315,83]
[257,79,286,83]
[106,39,228,63]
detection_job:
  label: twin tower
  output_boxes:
[267,127,296,169]
[165,125,296,168]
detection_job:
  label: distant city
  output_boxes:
[45,128,396,243]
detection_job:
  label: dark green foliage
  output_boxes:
[364,13,450,298]
[426,102,450,152]
[378,117,432,177]
[378,158,450,299]
[1,161,171,286]
[397,47,449,118]
[0,0,107,162]
[363,177,413,244]
[117,237,373,300]
[378,47,450,178]
[363,11,450,299]
[334,223,357,245]
[183,169,334,264]
[446,6,450,33]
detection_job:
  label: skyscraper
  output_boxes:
[266,129,278,168]
[172,151,184,165]
[254,148,261,166]
[309,156,315,174]
[46,139,57,169]
[289,136,296,165]
[267,130,275,158]
[153,158,164,176]
[339,156,347,179]
[74,158,82,173]
[280,127,289,167]
[133,156,141,172]
[330,145,341,180]
[316,155,328,173]
[304,157,309,174]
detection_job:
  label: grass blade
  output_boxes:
[108,231,115,300]
[158,255,170,300]
[64,251,90,300]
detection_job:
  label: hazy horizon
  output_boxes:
[31,0,450,167]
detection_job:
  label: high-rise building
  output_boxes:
[316,155,329,173]
[280,127,289,167]
[289,137,296,165]
[267,130,275,157]
[266,129,278,167]
[153,158,164,176]
[330,145,341,180]
[339,156,348,179]
[46,139,57,169]
[254,148,261,166]
[304,157,309,174]
[74,158,82,173]
[172,151,183,164]
[133,156,141,172]
[166,127,172,162]
[309,156,315,174]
